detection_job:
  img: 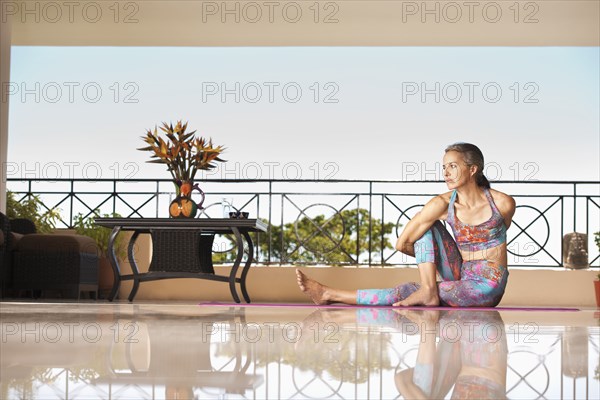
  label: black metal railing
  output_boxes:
[6,178,600,268]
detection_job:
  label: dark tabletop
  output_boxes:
[94,218,268,232]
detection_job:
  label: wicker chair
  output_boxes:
[3,214,100,300]
[9,217,37,235]
[0,214,32,296]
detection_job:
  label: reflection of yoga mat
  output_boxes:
[199,302,580,312]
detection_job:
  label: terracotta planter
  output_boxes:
[98,256,115,298]
[595,280,600,308]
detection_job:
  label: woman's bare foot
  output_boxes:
[393,285,440,307]
[295,309,325,351]
[393,309,440,326]
[296,269,332,305]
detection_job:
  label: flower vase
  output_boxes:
[169,181,205,218]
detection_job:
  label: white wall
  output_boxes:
[113,235,599,307]
[0,16,12,213]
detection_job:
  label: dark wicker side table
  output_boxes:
[94,218,267,302]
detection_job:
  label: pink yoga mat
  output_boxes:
[199,302,580,312]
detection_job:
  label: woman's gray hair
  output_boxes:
[445,142,491,189]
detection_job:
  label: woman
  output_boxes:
[296,142,517,307]
[394,309,508,399]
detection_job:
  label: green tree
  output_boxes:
[260,208,397,265]
[213,325,395,385]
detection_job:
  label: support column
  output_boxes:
[0,14,12,212]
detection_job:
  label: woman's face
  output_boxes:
[442,151,474,189]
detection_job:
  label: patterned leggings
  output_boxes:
[357,221,509,307]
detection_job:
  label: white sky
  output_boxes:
[6,46,600,182]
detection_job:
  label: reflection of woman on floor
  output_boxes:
[394,309,507,400]
[297,142,516,307]
[297,308,508,399]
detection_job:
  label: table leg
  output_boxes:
[127,231,142,302]
[240,231,254,303]
[107,226,122,302]
[229,227,244,303]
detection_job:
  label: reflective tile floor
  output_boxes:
[1,302,599,400]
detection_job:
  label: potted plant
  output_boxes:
[138,120,226,218]
[6,191,60,233]
[73,211,125,298]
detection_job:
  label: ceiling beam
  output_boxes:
[4,1,599,46]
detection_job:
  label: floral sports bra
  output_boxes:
[446,188,507,252]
